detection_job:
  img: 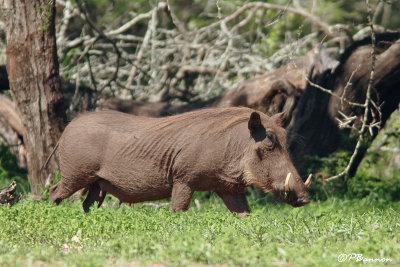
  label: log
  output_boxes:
[0,181,21,206]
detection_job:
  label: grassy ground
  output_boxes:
[0,193,399,266]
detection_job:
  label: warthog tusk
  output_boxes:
[304,174,312,188]
[284,172,291,193]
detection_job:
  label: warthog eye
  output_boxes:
[265,131,277,150]
[256,134,277,160]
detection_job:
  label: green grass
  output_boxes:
[0,194,399,266]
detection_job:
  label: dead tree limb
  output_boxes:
[0,95,24,136]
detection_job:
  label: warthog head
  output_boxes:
[242,111,311,207]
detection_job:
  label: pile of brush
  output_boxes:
[0,180,21,206]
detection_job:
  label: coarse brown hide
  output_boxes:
[49,107,310,216]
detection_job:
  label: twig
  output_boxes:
[107,11,153,36]
[125,6,158,89]
[86,54,97,91]
[340,66,361,109]
[303,75,365,107]
[141,202,170,208]
[194,199,201,211]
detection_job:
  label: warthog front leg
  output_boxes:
[216,191,250,217]
[171,183,193,211]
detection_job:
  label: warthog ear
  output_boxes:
[270,112,287,128]
[248,112,261,132]
[248,112,266,141]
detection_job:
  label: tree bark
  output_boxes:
[1,0,66,194]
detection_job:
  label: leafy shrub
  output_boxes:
[305,145,400,203]
[305,151,351,201]
[38,170,61,201]
[345,108,400,202]
[347,169,400,202]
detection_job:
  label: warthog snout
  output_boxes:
[282,173,312,207]
[287,193,310,207]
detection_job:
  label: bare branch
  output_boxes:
[56,0,352,103]
[199,2,336,38]
[107,11,153,36]
[125,5,158,89]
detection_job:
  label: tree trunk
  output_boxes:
[1,0,66,194]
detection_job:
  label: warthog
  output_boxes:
[49,107,311,216]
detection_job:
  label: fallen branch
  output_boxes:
[0,94,24,136]
[0,181,21,207]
